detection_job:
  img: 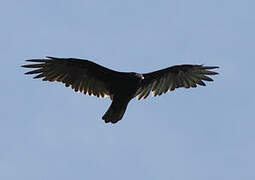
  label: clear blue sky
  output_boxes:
[1,0,254,179]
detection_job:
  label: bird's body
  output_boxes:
[102,72,144,123]
[108,72,143,99]
[22,57,219,123]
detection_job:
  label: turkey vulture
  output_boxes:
[22,57,219,123]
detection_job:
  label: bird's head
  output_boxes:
[131,72,144,81]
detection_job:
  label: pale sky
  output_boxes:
[1,0,255,179]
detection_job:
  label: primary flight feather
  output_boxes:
[22,56,219,123]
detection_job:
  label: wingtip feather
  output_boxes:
[25,59,48,63]
[202,65,220,69]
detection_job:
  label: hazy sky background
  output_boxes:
[1,0,255,179]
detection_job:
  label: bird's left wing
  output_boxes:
[135,64,219,100]
[22,57,116,98]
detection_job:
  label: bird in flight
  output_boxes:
[22,57,219,124]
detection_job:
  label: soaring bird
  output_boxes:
[22,57,219,123]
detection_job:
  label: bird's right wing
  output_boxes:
[22,57,117,98]
[135,64,219,100]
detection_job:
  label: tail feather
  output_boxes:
[102,99,129,123]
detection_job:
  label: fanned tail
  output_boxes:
[102,99,129,124]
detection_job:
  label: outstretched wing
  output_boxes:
[22,56,115,98]
[135,64,219,100]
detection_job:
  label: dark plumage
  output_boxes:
[22,56,219,123]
